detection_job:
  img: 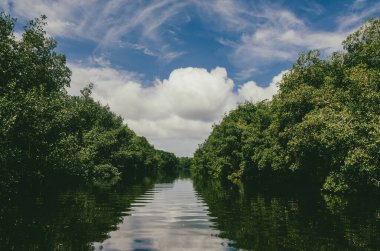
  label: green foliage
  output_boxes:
[193,19,380,193]
[177,157,192,170]
[343,18,380,67]
[193,101,274,182]
[0,13,179,191]
[193,176,380,250]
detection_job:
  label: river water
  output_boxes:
[1,178,379,250]
[92,179,232,251]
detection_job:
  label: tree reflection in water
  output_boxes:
[193,176,380,251]
[0,182,153,251]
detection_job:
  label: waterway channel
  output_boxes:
[1,178,379,250]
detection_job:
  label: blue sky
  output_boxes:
[1,0,379,156]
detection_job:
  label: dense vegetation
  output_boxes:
[193,19,380,193]
[0,14,178,192]
[193,176,380,250]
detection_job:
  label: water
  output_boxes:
[193,178,380,250]
[1,178,379,250]
[93,179,231,251]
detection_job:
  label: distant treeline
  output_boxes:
[0,14,180,191]
[192,19,380,194]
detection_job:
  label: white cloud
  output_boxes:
[238,70,288,103]
[6,0,376,156]
[234,68,257,82]
[337,1,380,30]
[352,0,367,10]
[227,7,347,73]
[195,0,254,32]
[0,0,10,12]
[1,0,189,62]
[68,64,284,156]
[210,2,378,80]
[1,0,89,37]
[3,0,379,81]
[122,42,157,57]
[67,62,142,97]
[300,2,324,15]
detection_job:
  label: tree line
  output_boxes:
[0,14,179,192]
[192,19,380,194]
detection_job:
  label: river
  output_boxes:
[1,178,379,250]
[92,179,232,250]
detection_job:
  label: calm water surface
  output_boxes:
[1,178,379,250]
[93,179,232,251]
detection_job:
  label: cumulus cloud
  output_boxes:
[69,64,284,156]
[238,70,288,103]
[6,0,373,156]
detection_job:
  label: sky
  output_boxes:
[1,0,379,156]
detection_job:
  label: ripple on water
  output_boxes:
[92,179,234,251]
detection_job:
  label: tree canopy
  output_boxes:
[192,19,380,194]
[0,13,179,192]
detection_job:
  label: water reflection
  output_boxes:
[193,177,380,250]
[93,179,232,251]
[1,177,379,251]
[0,182,154,251]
